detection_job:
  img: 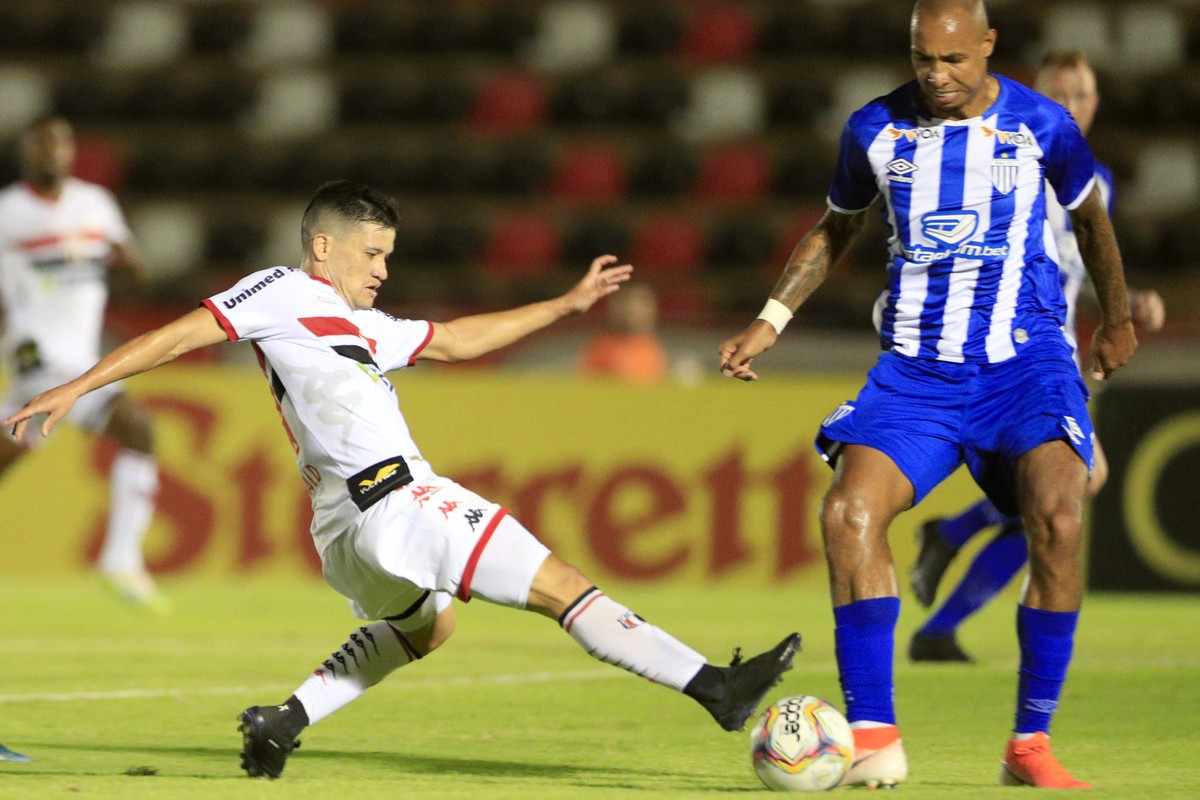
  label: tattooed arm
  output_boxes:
[719,209,868,381]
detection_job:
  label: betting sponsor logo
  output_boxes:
[886,158,918,184]
[921,211,979,246]
[885,125,942,142]
[980,126,1035,148]
[222,268,286,309]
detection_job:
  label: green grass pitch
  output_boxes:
[1,576,1197,799]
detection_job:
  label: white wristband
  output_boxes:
[756,298,793,335]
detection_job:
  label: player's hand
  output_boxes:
[3,385,81,441]
[1129,289,1165,332]
[1089,319,1137,381]
[719,320,778,381]
[562,255,634,314]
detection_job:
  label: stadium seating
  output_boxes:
[550,141,629,205]
[482,212,562,281]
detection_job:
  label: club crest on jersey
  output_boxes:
[991,154,1019,194]
[886,158,918,184]
[921,211,978,246]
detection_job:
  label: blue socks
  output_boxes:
[1014,605,1079,734]
[835,597,900,724]
[938,499,1017,549]
[920,526,1028,636]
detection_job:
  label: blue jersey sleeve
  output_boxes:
[1042,109,1096,211]
[827,120,878,213]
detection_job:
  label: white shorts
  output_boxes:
[320,476,551,622]
[0,367,123,445]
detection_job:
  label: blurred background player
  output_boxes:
[0,114,166,612]
[0,741,31,763]
[908,49,1166,663]
[719,0,1138,789]
[577,283,669,384]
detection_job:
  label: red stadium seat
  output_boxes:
[469,72,548,135]
[72,135,125,190]
[550,140,628,205]
[678,6,757,64]
[482,212,561,280]
[695,144,769,204]
[629,213,704,278]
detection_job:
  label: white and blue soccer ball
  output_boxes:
[749,695,854,791]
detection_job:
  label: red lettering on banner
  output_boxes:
[233,450,275,569]
[769,450,816,577]
[703,449,753,576]
[510,465,583,553]
[295,489,321,574]
[586,465,687,579]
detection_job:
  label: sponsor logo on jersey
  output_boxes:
[921,211,979,246]
[885,125,942,142]
[222,268,287,309]
[346,455,413,512]
[903,241,1011,263]
[991,154,1019,194]
[980,126,1035,148]
[886,158,918,184]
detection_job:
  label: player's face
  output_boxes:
[1035,64,1099,136]
[329,222,394,310]
[21,119,75,186]
[911,12,996,119]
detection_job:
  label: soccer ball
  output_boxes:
[749,695,854,791]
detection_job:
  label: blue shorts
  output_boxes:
[815,337,1093,516]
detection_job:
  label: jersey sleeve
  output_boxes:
[201,268,295,342]
[827,119,878,214]
[97,188,133,245]
[1042,109,1097,212]
[362,311,434,371]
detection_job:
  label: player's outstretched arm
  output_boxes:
[1069,186,1137,380]
[419,255,633,363]
[4,307,228,440]
[720,209,865,381]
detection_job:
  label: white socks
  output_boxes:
[293,622,420,725]
[97,449,159,574]
[560,588,706,691]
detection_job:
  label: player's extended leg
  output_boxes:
[96,394,166,612]
[1001,439,1091,789]
[502,526,800,733]
[910,523,1028,662]
[820,445,914,789]
[239,593,457,779]
[910,498,1017,606]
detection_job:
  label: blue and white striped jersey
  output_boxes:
[1044,161,1113,357]
[829,74,1097,364]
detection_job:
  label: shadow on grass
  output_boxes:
[10,741,758,791]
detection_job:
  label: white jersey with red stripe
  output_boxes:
[0,178,131,376]
[203,266,437,555]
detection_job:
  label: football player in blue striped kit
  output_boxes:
[907,50,1165,664]
[720,0,1137,789]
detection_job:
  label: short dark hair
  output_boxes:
[300,180,401,249]
[1039,50,1091,72]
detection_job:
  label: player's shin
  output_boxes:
[292,621,423,725]
[559,587,707,690]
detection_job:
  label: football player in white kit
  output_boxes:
[907,50,1166,662]
[6,180,800,780]
[0,115,166,612]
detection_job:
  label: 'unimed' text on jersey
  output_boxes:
[0,179,131,376]
[828,75,1097,364]
[204,268,435,554]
